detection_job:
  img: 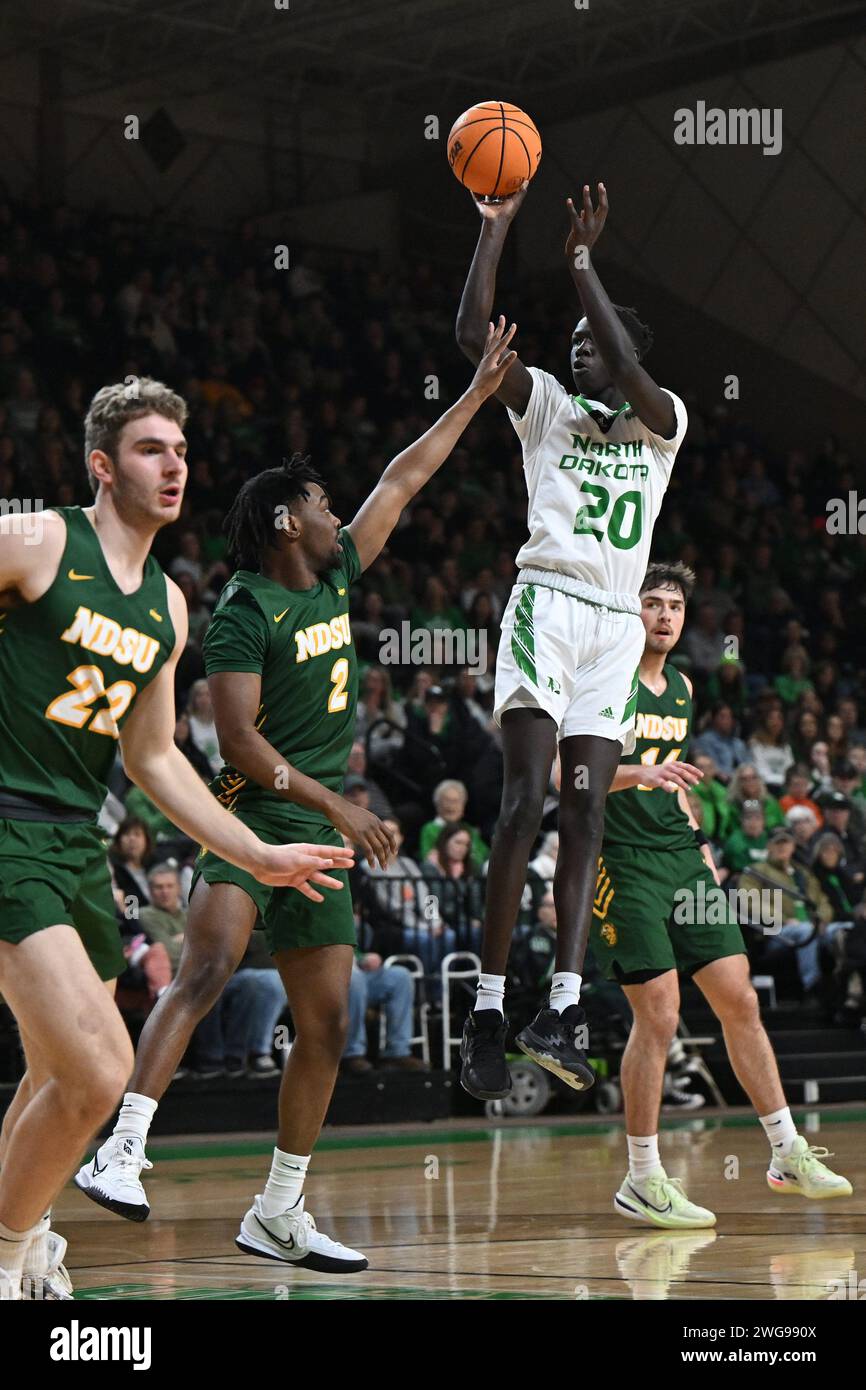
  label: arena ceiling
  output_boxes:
[3,0,866,118]
[2,0,865,400]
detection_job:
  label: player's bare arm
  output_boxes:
[455,189,533,414]
[208,667,396,869]
[675,671,720,881]
[119,577,353,899]
[346,317,518,571]
[677,781,721,884]
[566,183,676,439]
[0,509,67,606]
[609,760,703,793]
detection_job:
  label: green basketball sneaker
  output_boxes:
[614,1170,716,1229]
[767,1138,853,1199]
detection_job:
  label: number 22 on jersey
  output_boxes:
[46,664,136,738]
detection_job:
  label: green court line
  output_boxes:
[77,1282,613,1301]
[146,1107,866,1163]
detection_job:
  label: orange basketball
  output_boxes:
[447,100,541,197]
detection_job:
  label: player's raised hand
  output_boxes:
[469,315,518,399]
[258,841,355,901]
[639,761,703,794]
[472,181,529,226]
[328,799,398,870]
[565,181,609,260]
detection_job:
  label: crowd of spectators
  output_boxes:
[3,193,866,1055]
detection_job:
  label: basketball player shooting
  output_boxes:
[455,181,688,1100]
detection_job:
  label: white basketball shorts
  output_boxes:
[493,578,644,751]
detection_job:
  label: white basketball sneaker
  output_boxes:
[74,1135,153,1222]
[614,1170,716,1229]
[23,1228,74,1301]
[236,1195,368,1272]
[767,1137,853,1199]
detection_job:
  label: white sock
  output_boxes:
[21,1215,50,1298]
[760,1106,798,1159]
[261,1149,310,1219]
[112,1092,158,1148]
[549,971,581,1012]
[0,1217,40,1299]
[627,1134,663,1183]
[475,973,506,1016]
[24,1214,49,1261]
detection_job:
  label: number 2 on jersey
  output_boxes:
[328,657,349,713]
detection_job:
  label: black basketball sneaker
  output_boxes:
[515,1005,596,1090]
[459,1009,512,1100]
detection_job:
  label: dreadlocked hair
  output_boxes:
[613,305,654,360]
[640,561,696,603]
[224,454,326,572]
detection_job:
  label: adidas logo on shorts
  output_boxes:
[598,706,615,719]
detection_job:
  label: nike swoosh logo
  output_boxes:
[274,608,290,623]
[254,1213,294,1249]
[626,1181,672,1214]
[68,569,94,581]
[149,609,163,622]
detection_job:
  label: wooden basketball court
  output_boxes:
[56,1107,866,1300]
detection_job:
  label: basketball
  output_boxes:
[447,100,542,197]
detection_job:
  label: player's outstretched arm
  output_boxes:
[346,317,518,571]
[119,580,353,899]
[208,668,397,869]
[565,182,676,439]
[455,187,533,414]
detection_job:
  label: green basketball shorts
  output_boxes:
[191,806,357,954]
[589,842,746,981]
[0,817,125,981]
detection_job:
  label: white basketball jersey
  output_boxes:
[508,368,687,600]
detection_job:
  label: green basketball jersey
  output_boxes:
[602,664,694,850]
[0,506,175,819]
[204,527,362,825]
